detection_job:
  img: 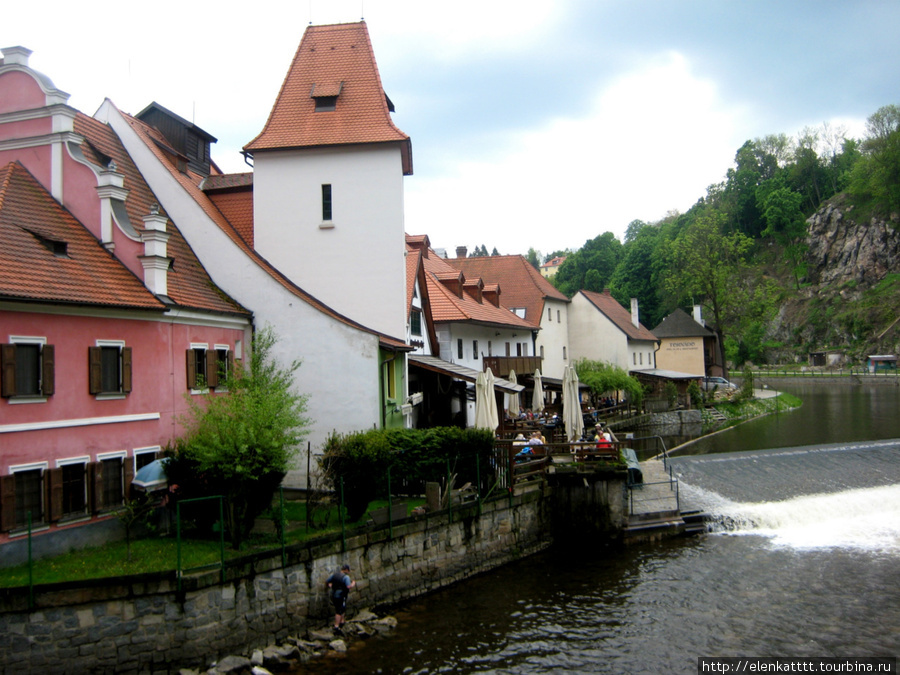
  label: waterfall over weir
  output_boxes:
[670,439,900,552]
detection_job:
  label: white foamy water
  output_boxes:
[681,482,900,552]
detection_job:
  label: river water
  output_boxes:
[297,382,900,674]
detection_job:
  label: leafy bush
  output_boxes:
[319,427,496,522]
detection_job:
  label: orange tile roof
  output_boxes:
[0,162,165,310]
[73,112,250,318]
[122,106,409,350]
[448,254,568,325]
[205,182,254,247]
[578,289,658,342]
[414,239,536,330]
[244,21,411,174]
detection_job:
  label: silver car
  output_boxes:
[701,376,737,391]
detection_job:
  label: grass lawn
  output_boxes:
[0,497,426,589]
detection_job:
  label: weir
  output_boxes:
[669,439,900,551]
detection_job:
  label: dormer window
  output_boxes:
[310,82,343,112]
[314,96,338,112]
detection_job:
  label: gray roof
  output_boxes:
[652,308,715,339]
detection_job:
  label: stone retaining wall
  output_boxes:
[0,488,552,674]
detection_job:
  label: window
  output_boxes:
[15,466,45,528]
[134,447,160,473]
[473,340,479,360]
[457,339,463,360]
[322,184,333,221]
[516,343,522,357]
[563,346,567,361]
[540,345,545,359]
[548,308,552,322]
[59,460,87,519]
[505,343,511,357]
[557,310,561,323]
[89,341,132,396]
[1,338,54,399]
[410,311,422,336]
[633,353,637,365]
[640,353,643,365]
[488,341,492,357]
[96,454,125,511]
[186,345,231,390]
[314,96,338,112]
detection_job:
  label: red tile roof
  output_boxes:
[0,162,165,311]
[244,21,411,174]
[411,238,536,330]
[121,105,409,349]
[73,112,250,317]
[578,289,658,342]
[447,254,568,325]
[205,182,254,247]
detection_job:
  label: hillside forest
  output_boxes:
[504,103,900,367]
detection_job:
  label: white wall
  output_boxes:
[103,104,385,483]
[253,144,407,340]
[568,293,629,370]
[535,297,569,379]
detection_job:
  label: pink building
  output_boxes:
[0,47,251,551]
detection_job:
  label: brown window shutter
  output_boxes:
[0,474,16,531]
[122,347,133,393]
[186,349,196,389]
[91,461,104,512]
[1,344,15,398]
[41,344,55,396]
[48,467,63,522]
[88,346,102,394]
[124,458,135,502]
[206,349,218,388]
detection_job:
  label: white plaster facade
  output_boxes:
[534,297,570,379]
[99,103,391,480]
[252,144,408,340]
[568,293,657,372]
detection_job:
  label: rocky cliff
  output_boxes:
[765,197,900,361]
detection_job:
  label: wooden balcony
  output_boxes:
[482,356,542,379]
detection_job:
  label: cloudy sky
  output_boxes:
[5,1,899,258]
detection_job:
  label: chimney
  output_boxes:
[1,46,32,67]
[456,245,467,259]
[693,304,704,325]
[95,161,132,252]
[630,298,640,329]
[139,204,171,296]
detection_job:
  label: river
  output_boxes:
[296,381,900,674]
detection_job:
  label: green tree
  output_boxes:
[552,232,623,297]
[850,103,900,213]
[171,326,310,549]
[662,209,755,373]
[609,221,665,328]
[757,179,808,288]
[573,358,643,408]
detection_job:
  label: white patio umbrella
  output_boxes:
[531,368,544,413]
[507,369,519,417]
[562,366,584,442]
[474,368,498,432]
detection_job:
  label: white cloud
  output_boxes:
[407,51,745,255]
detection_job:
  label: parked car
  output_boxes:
[701,376,737,391]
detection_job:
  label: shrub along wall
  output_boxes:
[0,488,552,674]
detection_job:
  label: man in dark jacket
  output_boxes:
[326,563,356,634]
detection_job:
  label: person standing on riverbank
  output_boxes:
[326,564,356,634]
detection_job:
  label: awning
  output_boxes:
[409,354,524,394]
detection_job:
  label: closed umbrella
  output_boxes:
[562,366,584,442]
[474,369,498,432]
[507,369,519,417]
[532,368,544,413]
[485,367,499,431]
